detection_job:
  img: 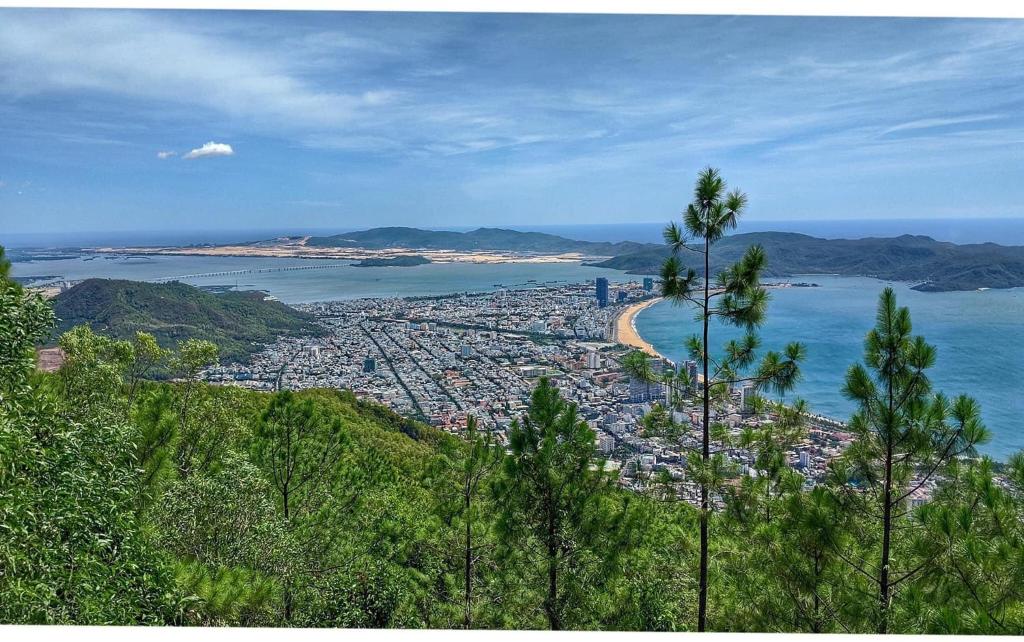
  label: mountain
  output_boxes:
[306,226,654,256]
[52,279,324,363]
[586,232,1024,292]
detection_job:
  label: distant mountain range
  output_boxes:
[52,279,324,364]
[301,227,1024,292]
[305,226,652,255]
[587,232,1024,292]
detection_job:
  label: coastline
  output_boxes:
[613,297,666,360]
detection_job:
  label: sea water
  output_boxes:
[633,276,1024,460]
[9,254,635,302]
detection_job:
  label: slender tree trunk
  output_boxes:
[698,235,710,632]
[812,551,822,633]
[284,581,293,623]
[877,376,896,634]
[879,438,894,634]
[546,505,560,630]
[464,489,472,628]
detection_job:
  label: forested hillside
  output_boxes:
[51,279,323,364]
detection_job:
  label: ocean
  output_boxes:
[633,276,1024,461]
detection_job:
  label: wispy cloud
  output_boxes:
[0,10,393,130]
[156,150,176,159]
[881,114,1003,136]
[183,141,234,160]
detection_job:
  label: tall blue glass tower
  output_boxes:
[595,277,609,307]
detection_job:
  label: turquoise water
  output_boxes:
[10,254,635,303]
[634,276,1024,460]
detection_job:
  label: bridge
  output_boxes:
[153,262,351,282]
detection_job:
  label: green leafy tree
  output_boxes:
[655,167,804,630]
[0,256,180,624]
[169,339,222,478]
[172,338,218,427]
[56,325,132,419]
[154,451,297,625]
[125,331,168,411]
[831,287,990,633]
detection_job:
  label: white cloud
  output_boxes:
[156,150,176,159]
[183,141,234,160]
[881,114,1002,136]
[0,11,392,130]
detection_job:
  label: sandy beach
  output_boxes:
[614,297,665,359]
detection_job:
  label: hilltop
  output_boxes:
[305,226,652,256]
[52,279,324,363]
[587,231,1024,292]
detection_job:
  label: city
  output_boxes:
[203,278,884,503]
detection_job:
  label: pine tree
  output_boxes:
[495,378,632,629]
[656,167,804,631]
[252,390,347,622]
[831,287,989,633]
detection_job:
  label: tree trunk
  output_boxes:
[464,490,472,628]
[812,551,822,633]
[698,235,710,632]
[879,440,894,634]
[546,506,560,630]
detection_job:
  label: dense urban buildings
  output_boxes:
[204,279,869,503]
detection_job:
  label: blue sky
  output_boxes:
[1,10,1023,234]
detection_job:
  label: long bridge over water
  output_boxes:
[153,262,352,282]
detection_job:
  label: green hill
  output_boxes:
[587,232,1024,292]
[351,254,432,267]
[52,279,323,363]
[306,226,652,255]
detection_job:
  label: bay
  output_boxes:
[634,276,1024,460]
[9,254,636,303]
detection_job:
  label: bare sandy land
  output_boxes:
[93,238,602,265]
[614,297,665,359]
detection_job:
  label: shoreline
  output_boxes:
[613,297,666,360]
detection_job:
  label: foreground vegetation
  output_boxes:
[3,229,1024,632]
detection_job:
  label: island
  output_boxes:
[350,254,432,267]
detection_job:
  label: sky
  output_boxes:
[1,10,1023,235]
